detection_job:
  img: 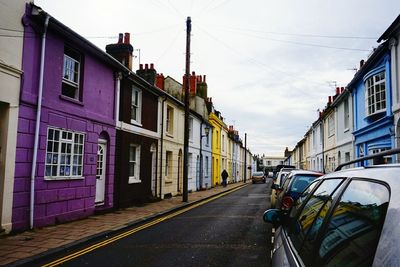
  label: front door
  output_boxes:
[95,140,107,205]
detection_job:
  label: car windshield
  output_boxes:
[253,172,264,176]
[290,174,320,193]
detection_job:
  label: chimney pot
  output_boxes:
[336,87,340,95]
[328,96,332,103]
[199,76,202,83]
[118,33,123,44]
[145,63,148,70]
[124,33,130,44]
[203,75,206,82]
[360,59,365,68]
[139,64,143,70]
[192,71,195,76]
[341,87,345,93]
[150,63,154,69]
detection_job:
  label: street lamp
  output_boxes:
[199,125,210,190]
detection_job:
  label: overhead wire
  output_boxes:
[196,23,329,87]
[207,25,378,40]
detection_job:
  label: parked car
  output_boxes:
[251,171,266,184]
[272,170,323,210]
[270,167,295,208]
[263,148,400,267]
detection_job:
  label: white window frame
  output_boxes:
[328,114,335,137]
[189,117,193,141]
[130,86,142,125]
[205,156,209,178]
[344,98,350,131]
[62,47,81,100]
[165,151,172,177]
[365,72,386,116]
[45,127,85,180]
[188,153,193,179]
[166,106,174,135]
[128,144,141,183]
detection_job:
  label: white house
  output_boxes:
[0,0,26,233]
[333,88,354,168]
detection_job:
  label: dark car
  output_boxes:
[272,170,323,210]
[263,148,400,267]
[251,171,266,184]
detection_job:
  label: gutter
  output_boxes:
[30,13,50,229]
[158,95,168,198]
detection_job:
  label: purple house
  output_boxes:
[14,4,126,231]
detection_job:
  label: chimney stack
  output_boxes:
[106,32,134,70]
[136,62,157,85]
[328,96,332,104]
[156,73,165,90]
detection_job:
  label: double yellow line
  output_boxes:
[42,185,246,266]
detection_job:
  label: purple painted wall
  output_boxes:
[13,6,117,231]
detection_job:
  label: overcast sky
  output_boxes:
[35,0,400,156]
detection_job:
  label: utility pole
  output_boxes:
[244,133,247,183]
[183,16,191,202]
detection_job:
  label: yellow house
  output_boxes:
[209,111,225,186]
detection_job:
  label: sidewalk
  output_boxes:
[0,182,249,266]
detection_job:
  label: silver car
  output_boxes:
[263,149,400,267]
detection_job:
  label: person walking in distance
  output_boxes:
[221,169,228,187]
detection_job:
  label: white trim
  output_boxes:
[130,86,142,125]
[117,121,160,139]
[128,144,141,184]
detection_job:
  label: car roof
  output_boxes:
[288,169,324,176]
[321,164,400,182]
[279,168,295,172]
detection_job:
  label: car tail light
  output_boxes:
[282,196,294,210]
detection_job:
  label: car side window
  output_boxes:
[282,175,291,191]
[318,180,389,267]
[287,178,344,262]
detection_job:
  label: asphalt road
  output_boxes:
[38,181,273,267]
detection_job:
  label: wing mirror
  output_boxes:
[271,183,280,190]
[263,209,283,227]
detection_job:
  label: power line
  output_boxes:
[196,24,329,87]
[209,25,378,40]
[208,26,372,52]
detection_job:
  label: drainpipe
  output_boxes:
[115,72,122,125]
[199,121,203,190]
[30,14,50,229]
[159,95,167,198]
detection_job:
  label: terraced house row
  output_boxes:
[285,15,400,172]
[0,2,253,233]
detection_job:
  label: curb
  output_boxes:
[9,183,249,267]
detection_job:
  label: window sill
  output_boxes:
[44,176,84,181]
[128,177,141,184]
[166,133,174,138]
[344,128,350,133]
[130,120,142,127]
[59,95,84,106]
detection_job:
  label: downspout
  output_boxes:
[115,72,121,125]
[159,95,167,198]
[321,121,325,173]
[30,14,50,229]
[199,121,203,190]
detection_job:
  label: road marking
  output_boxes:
[41,185,247,267]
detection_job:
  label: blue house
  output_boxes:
[348,42,395,165]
